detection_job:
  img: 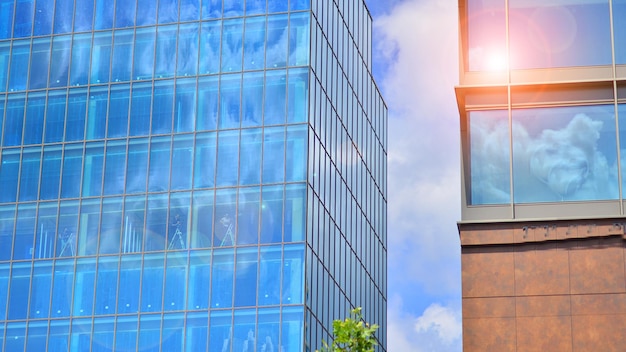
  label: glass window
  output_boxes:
[9,262,31,319]
[117,255,141,313]
[4,94,25,147]
[263,126,285,184]
[291,0,309,10]
[9,40,29,92]
[0,149,19,203]
[93,317,115,351]
[268,0,287,13]
[19,147,41,202]
[164,252,188,310]
[282,244,303,304]
[87,86,108,140]
[211,248,234,308]
[133,27,156,80]
[509,0,611,69]
[266,15,288,68]
[137,0,157,26]
[219,73,241,129]
[66,88,87,141]
[233,309,256,351]
[148,136,171,192]
[216,130,239,186]
[29,38,51,90]
[74,0,94,32]
[138,315,162,352]
[95,256,118,315]
[512,105,618,202]
[57,200,79,257]
[0,263,9,319]
[24,92,45,145]
[53,0,73,34]
[188,250,211,309]
[264,70,287,125]
[155,25,178,78]
[126,138,149,194]
[259,247,281,305]
[233,248,257,306]
[145,194,168,251]
[82,142,105,197]
[615,0,626,64]
[237,187,260,245]
[123,196,145,254]
[221,18,244,72]
[152,79,174,134]
[180,0,200,21]
[115,0,136,28]
[92,31,112,84]
[282,306,304,349]
[130,82,152,136]
[0,206,15,261]
[223,0,243,16]
[240,128,262,185]
[45,90,66,142]
[287,68,309,123]
[13,0,34,38]
[177,23,199,77]
[111,29,134,82]
[171,135,193,190]
[141,252,165,312]
[466,0,506,71]
[158,0,180,24]
[115,317,138,351]
[199,20,221,74]
[201,0,222,19]
[168,192,191,250]
[108,84,130,137]
[70,34,92,86]
[242,72,264,127]
[197,75,218,130]
[286,125,307,182]
[50,259,74,317]
[468,110,510,205]
[174,78,196,132]
[193,132,216,188]
[29,261,52,318]
[78,199,100,256]
[14,204,36,260]
[209,310,232,350]
[73,259,96,316]
[285,183,305,242]
[0,42,9,92]
[40,145,62,200]
[214,188,237,246]
[60,143,82,198]
[99,197,122,254]
[191,190,214,248]
[103,140,127,195]
[0,0,15,40]
[185,311,208,350]
[94,0,114,30]
[69,319,92,351]
[49,35,71,88]
[289,13,310,66]
[6,322,26,351]
[257,307,280,350]
[261,185,283,244]
[246,0,266,15]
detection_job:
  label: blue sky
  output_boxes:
[364,0,463,350]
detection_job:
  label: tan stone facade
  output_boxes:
[460,219,626,351]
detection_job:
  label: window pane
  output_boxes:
[13,0,34,38]
[86,86,108,140]
[171,135,193,190]
[115,0,136,28]
[29,38,51,90]
[214,188,236,246]
[233,309,256,351]
[9,263,31,318]
[19,147,41,202]
[50,259,74,317]
[289,13,309,66]
[201,0,222,19]
[73,259,96,316]
[282,306,304,350]
[285,183,305,242]
[262,126,285,183]
[193,132,216,188]
[91,31,112,84]
[266,15,288,68]
[197,75,218,130]
[239,128,262,185]
[180,0,200,21]
[169,192,190,250]
[268,0,287,13]
[93,317,115,351]
[216,130,239,186]
[188,251,210,309]
[185,312,208,351]
[82,142,105,197]
[286,125,307,181]
[199,20,221,74]
[242,72,263,127]
[95,257,118,315]
[158,0,180,24]
[126,138,149,194]
[219,73,241,129]
[61,143,83,198]
[70,34,92,86]
[259,247,281,305]
[246,0,266,16]
[115,317,138,351]
[152,79,174,134]
[221,18,243,72]
[258,307,280,350]
[108,84,130,137]
[78,199,100,256]
[130,82,152,136]
[468,110,510,205]
[94,0,114,30]
[234,248,257,307]
[74,0,94,32]
[164,252,187,310]
[512,105,618,202]
[138,315,161,352]
[264,70,287,125]
[133,27,156,80]
[24,92,45,145]
[111,30,134,82]
[211,248,234,308]
[615,0,626,64]
[191,190,214,248]
[0,149,19,203]
[466,0,506,71]
[177,23,199,77]
[99,197,122,254]
[282,244,303,304]
[141,252,164,312]
[145,194,168,251]
[0,0,15,39]
[261,185,282,243]
[0,263,10,319]
[137,0,157,26]
[287,68,309,123]
[53,0,73,34]
[123,196,145,253]
[148,136,171,192]
[9,40,29,91]
[509,0,612,69]
[237,187,260,245]
[174,78,196,132]
[117,255,141,313]
[29,261,52,318]
[155,25,178,78]
[0,42,9,92]
[57,200,79,258]
[49,35,71,88]
[66,88,88,142]
[103,140,127,195]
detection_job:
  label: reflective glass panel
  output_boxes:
[82,142,105,197]
[13,0,34,37]
[266,15,288,68]
[148,136,171,192]
[95,256,118,315]
[141,252,164,312]
[24,92,45,145]
[211,248,234,308]
[49,35,71,88]
[134,27,156,80]
[155,25,178,78]
[34,202,56,259]
[117,255,140,313]
[126,138,149,194]
[221,18,243,72]
[86,86,108,140]
[237,187,260,245]
[29,38,51,90]
[92,32,112,84]
[8,40,28,92]
[174,78,196,132]
[240,128,262,185]
[73,259,96,316]
[197,75,218,130]
[53,0,73,34]
[216,130,239,186]
[199,20,221,74]
[177,24,199,77]
[29,261,52,318]
[242,72,263,127]
[5,94,26,146]
[152,79,174,134]
[191,190,214,248]
[108,84,130,137]
[259,246,281,305]
[0,205,16,260]
[188,250,211,309]
[193,132,216,188]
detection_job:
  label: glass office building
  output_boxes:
[0,0,387,351]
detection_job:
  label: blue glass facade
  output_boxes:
[0,0,387,351]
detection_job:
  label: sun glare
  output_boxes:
[485,52,508,71]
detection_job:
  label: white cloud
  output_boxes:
[388,295,462,352]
